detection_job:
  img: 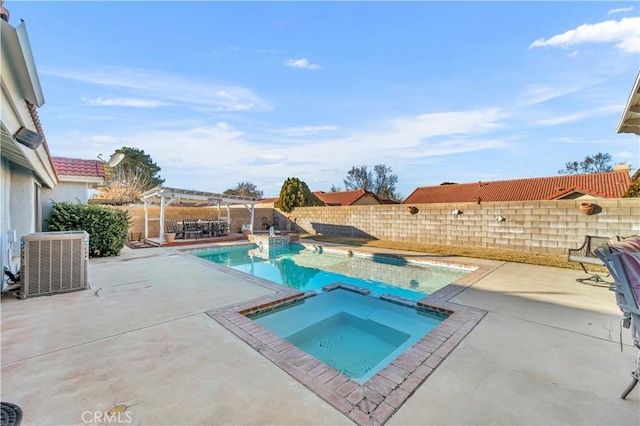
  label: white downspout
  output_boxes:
[250,203,255,234]
[143,200,149,239]
[159,195,165,243]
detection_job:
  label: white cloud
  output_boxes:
[518,84,583,106]
[277,125,338,136]
[86,97,170,108]
[532,105,621,126]
[614,150,634,159]
[44,67,272,112]
[568,51,579,57]
[89,135,120,145]
[529,17,640,54]
[283,58,321,70]
[76,108,510,195]
[254,153,288,163]
[608,6,634,15]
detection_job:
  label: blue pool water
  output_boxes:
[193,243,471,300]
[250,289,445,383]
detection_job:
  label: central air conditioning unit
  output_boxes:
[20,231,90,298]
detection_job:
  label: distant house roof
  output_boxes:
[52,157,106,183]
[403,169,632,204]
[314,190,382,206]
[257,197,278,205]
[257,190,387,207]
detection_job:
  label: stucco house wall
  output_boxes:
[0,16,56,282]
[42,182,92,231]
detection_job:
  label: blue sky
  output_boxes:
[7,1,640,198]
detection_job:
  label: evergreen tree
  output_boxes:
[276,177,324,213]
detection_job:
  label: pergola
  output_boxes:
[140,186,258,242]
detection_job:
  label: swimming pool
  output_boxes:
[249,288,445,383]
[192,243,472,301]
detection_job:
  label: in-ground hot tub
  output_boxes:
[248,288,446,383]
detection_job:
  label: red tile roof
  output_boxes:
[403,170,632,204]
[257,197,278,204]
[26,100,58,180]
[258,190,385,207]
[52,156,106,178]
[314,190,381,206]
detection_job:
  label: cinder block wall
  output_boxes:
[278,199,639,256]
[119,206,274,238]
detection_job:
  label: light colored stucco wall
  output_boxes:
[1,162,38,272]
[0,157,11,274]
[42,182,89,231]
[351,195,381,206]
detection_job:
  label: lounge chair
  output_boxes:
[594,236,640,399]
[568,235,611,285]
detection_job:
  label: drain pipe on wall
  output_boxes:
[2,229,20,292]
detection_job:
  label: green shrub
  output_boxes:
[276,177,324,213]
[623,168,640,198]
[48,201,130,257]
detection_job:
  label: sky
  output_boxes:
[6,1,640,198]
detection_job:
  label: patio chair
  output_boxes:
[217,220,229,235]
[273,216,280,231]
[201,220,215,237]
[261,217,269,230]
[567,235,612,285]
[594,236,640,399]
[182,219,203,240]
[165,220,185,239]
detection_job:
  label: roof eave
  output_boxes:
[1,19,45,107]
[616,70,640,135]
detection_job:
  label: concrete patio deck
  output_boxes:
[1,243,638,425]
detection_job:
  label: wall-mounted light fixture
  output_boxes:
[13,127,43,149]
[452,209,463,216]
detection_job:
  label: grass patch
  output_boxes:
[299,234,608,272]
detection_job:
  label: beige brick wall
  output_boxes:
[276,199,640,256]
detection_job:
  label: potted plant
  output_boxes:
[165,232,176,243]
[580,202,595,215]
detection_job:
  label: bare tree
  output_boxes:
[343,164,401,201]
[223,182,263,199]
[559,152,614,174]
[343,165,374,192]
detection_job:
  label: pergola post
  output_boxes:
[250,204,255,233]
[159,195,165,243]
[143,200,149,239]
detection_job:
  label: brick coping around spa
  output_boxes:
[201,253,494,425]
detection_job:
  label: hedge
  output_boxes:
[48,201,130,257]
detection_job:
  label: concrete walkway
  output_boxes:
[1,244,638,425]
